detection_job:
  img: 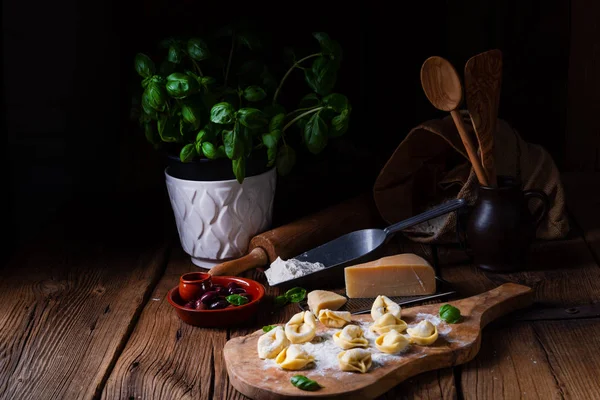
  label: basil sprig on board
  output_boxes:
[290,375,322,391]
[274,287,307,307]
[226,294,249,306]
[262,325,276,333]
[133,30,351,184]
[439,304,461,324]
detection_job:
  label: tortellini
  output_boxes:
[375,329,410,354]
[371,295,401,321]
[370,313,408,335]
[337,348,372,373]
[257,326,290,359]
[406,320,439,345]
[333,324,369,349]
[285,311,317,344]
[318,309,352,328]
[275,344,315,370]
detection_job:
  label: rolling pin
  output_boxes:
[209,193,381,277]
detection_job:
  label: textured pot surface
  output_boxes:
[165,167,276,268]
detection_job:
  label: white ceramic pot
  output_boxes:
[165,167,276,268]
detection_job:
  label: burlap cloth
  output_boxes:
[373,113,570,243]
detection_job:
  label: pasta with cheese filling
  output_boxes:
[285,311,317,344]
[370,313,408,335]
[371,295,401,321]
[275,344,315,370]
[333,324,369,349]
[337,348,372,373]
[375,329,410,354]
[406,320,438,345]
[257,326,289,359]
[318,309,352,328]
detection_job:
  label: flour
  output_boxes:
[264,257,325,286]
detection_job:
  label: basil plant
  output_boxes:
[134,32,351,183]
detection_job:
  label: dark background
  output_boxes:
[2,0,574,263]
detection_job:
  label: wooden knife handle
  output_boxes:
[208,193,380,277]
[209,248,268,276]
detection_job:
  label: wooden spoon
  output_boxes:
[421,56,489,186]
[464,49,503,187]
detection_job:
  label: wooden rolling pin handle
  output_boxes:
[450,110,490,186]
[208,248,269,277]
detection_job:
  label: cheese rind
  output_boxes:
[344,254,436,298]
[307,290,347,315]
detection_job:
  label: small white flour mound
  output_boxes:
[265,257,325,285]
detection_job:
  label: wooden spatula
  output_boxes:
[464,49,503,187]
[224,283,533,399]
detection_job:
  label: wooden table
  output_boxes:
[1,173,599,400]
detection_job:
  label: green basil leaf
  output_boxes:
[223,129,235,159]
[141,76,151,89]
[210,102,235,124]
[284,287,307,303]
[181,103,202,130]
[226,293,249,306]
[262,325,276,333]
[305,56,337,96]
[322,93,348,113]
[165,73,199,99]
[439,304,461,324]
[304,112,328,154]
[201,142,219,159]
[330,108,350,137]
[232,157,246,184]
[216,145,226,158]
[290,375,322,391]
[223,124,244,160]
[157,116,179,142]
[141,96,160,120]
[262,129,281,149]
[179,143,197,162]
[238,108,268,129]
[195,140,204,156]
[298,93,321,109]
[201,76,216,89]
[243,85,267,102]
[313,32,342,62]
[134,53,155,77]
[187,38,210,61]
[276,145,296,176]
[143,82,167,112]
[263,104,286,118]
[167,45,183,64]
[274,295,289,307]
[144,123,159,145]
[269,113,285,132]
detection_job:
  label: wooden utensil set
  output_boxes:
[421,50,503,188]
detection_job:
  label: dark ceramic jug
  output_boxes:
[466,176,549,272]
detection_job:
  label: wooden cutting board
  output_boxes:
[224,283,533,399]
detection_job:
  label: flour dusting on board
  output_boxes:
[265,257,325,285]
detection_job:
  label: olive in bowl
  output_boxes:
[167,276,265,327]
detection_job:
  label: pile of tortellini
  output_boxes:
[257,295,439,374]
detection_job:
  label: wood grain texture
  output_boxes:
[464,49,502,187]
[224,284,533,400]
[533,319,600,399]
[377,368,457,400]
[102,247,228,400]
[0,197,170,400]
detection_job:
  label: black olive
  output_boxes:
[229,287,247,295]
[200,291,218,304]
[214,286,227,295]
[210,299,229,310]
[227,282,240,290]
[196,302,208,311]
[184,301,196,309]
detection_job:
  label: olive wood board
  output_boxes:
[223,283,533,400]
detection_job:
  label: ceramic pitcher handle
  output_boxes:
[523,190,549,226]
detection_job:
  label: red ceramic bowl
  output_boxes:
[167,276,265,327]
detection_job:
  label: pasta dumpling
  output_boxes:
[275,344,315,370]
[285,311,317,344]
[318,309,352,328]
[371,295,401,321]
[406,320,438,345]
[375,329,410,354]
[337,348,372,373]
[257,326,289,359]
[370,313,408,335]
[332,325,369,349]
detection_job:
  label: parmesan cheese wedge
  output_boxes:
[307,290,347,316]
[344,254,436,298]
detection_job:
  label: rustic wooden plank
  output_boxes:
[102,247,228,400]
[566,0,600,171]
[533,319,600,399]
[377,368,457,400]
[461,322,562,399]
[0,197,170,400]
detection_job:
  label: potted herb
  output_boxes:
[133,31,351,268]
